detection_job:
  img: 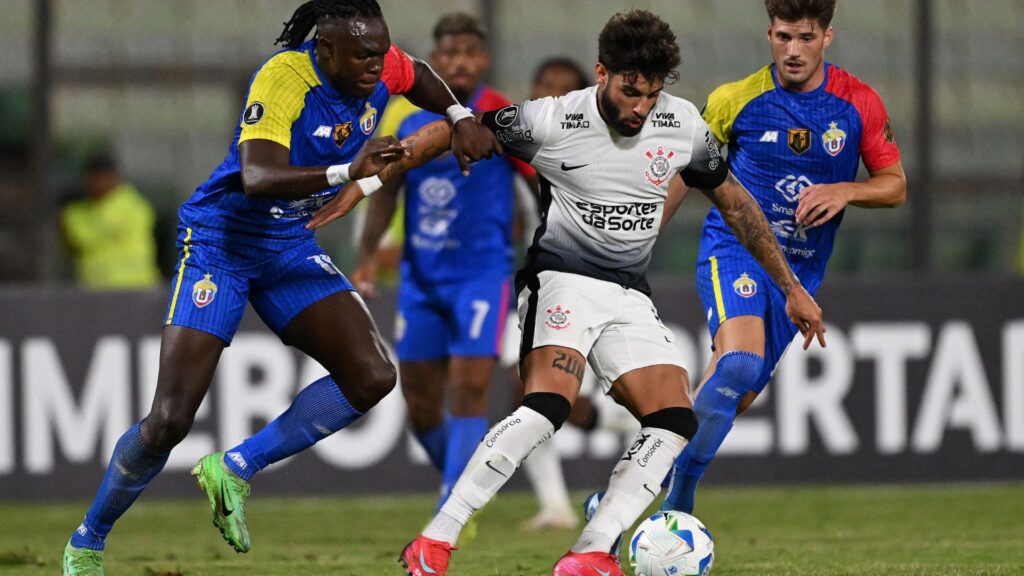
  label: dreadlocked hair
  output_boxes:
[275,0,383,48]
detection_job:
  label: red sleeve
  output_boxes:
[475,87,538,178]
[381,45,415,95]
[827,68,901,172]
[855,86,901,171]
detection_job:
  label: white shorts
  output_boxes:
[517,270,687,392]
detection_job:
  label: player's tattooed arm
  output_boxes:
[374,120,455,184]
[240,137,406,200]
[306,120,456,230]
[702,171,827,349]
[702,172,796,294]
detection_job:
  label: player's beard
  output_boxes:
[598,85,644,137]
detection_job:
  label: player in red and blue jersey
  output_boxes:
[62,1,501,573]
[354,13,536,512]
[661,0,906,514]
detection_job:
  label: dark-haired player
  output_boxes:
[661,0,905,515]
[531,57,591,99]
[61,1,500,573]
[354,12,536,513]
[310,10,825,576]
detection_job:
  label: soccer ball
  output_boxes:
[629,510,714,576]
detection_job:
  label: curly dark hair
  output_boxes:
[275,0,383,48]
[765,0,837,29]
[433,12,487,42]
[597,10,680,85]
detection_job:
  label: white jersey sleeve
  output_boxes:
[479,97,558,163]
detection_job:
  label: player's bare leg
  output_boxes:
[401,359,449,471]
[197,291,396,552]
[555,365,695,575]
[662,315,766,513]
[65,327,223,571]
[402,346,580,576]
[443,356,498,505]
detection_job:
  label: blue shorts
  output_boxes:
[696,249,799,393]
[163,226,354,344]
[396,273,511,361]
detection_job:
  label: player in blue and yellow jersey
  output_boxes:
[62,1,501,573]
[661,0,906,514]
[353,13,537,513]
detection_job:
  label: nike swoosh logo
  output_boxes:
[485,460,509,478]
[561,162,588,171]
[643,483,657,498]
[419,550,438,574]
[219,481,233,517]
[594,568,611,576]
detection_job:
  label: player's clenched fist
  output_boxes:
[451,117,503,176]
[350,136,410,180]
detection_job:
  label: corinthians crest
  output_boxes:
[545,305,571,330]
[644,146,675,186]
[821,121,847,156]
[192,273,218,308]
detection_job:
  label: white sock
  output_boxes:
[423,406,555,544]
[523,437,572,513]
[572,427,687,554]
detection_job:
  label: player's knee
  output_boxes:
[694,352,762,421]
[449,377,489,416]
[142,408,195,452]
[522,392,572,431]
[715,351,764,385]
[338,357,397,410]
[640,406,698,440]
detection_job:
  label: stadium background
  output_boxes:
[0,0,1021,547]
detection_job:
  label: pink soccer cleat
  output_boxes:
[552,550,624,576]
[399,535,456,576]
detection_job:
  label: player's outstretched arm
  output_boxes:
[404,58,502,175]
[351,176,403,298]
[702,172,826,349]
[239,137,407,200]
[306,119,458,230]
[795,162,907,228]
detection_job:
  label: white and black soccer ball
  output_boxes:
[629,510,714,576]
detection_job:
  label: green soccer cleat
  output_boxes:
[62,541,104,576]
[192,452,252,553]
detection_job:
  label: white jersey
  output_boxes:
[481,86,727,294]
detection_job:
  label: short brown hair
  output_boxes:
[598,10,680,85]
[433,12,486,42]
[765,0,837,29]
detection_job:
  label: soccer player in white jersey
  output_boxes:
[310,10,826,576]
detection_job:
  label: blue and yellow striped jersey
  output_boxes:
[179,39,414,247]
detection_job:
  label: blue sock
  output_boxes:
[662,351,763,513]
[69,423,169,550]
[224,376,363,481]
[414,417,449,472]
[437,415,488,509]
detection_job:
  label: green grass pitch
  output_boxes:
[5,483,1023,575]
